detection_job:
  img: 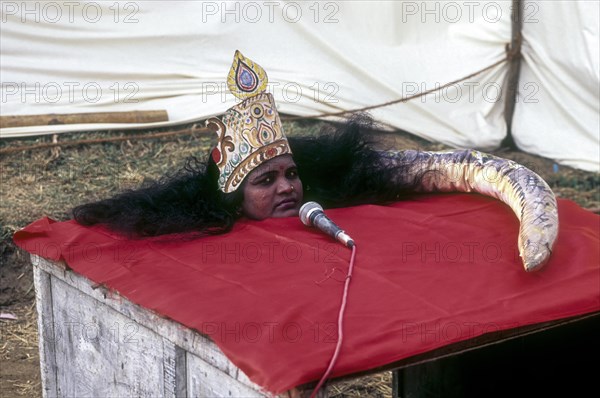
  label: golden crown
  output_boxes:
[207,51,292,193]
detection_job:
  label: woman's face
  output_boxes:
[241,155,303,219]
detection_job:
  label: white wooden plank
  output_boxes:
[187,352,266,398]
[32,264,59,397]
[50,277,165,397]
[163,338,178,397]
[163,337,188,397]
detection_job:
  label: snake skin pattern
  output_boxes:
[380,149,559,272]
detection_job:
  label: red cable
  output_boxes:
[309,244,357,398]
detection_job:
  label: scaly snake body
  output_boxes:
[381,149,559,272]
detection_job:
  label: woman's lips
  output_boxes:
[275,198,298,211]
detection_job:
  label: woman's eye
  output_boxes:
[260,177,273,185]
[287,170,298,179]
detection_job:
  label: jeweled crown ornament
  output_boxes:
[207,50,292,193]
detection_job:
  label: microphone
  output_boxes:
[299,202,355,248]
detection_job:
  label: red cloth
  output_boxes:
[14,194,600,393]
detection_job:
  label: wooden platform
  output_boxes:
[32,253,599,397]
[32,255,327,397]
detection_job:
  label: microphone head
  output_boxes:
[299,201,323,226]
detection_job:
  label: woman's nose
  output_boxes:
[276,178,294,194]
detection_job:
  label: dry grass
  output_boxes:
[328,372,392,397]
[0,302,42,396]
[0,120,598,397]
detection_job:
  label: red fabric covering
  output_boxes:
[14,194,600,393]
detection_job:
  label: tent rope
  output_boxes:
[1,50,513,156]
[0,127,211,156]
[281,54,511,121]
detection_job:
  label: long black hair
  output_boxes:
[289,113,411,208]
[72,158,243,237]
[72,114,413,237]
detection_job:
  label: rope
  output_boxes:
[310,244,357,398]
[282,56,510,122]
[2,51,512,155]
[0,127,212,156]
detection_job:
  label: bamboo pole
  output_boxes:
[0,110,169,129]
[502,0,523,148]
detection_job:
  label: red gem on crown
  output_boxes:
[212,148,221,164]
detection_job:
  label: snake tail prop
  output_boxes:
[382,149,559,272]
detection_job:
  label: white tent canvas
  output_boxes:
[1,0,598,171]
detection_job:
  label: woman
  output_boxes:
[72,115,412,235]
[73,51,558,271]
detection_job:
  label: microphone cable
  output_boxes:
[309,244,357,398]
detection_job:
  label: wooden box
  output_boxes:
[31,255,322,397]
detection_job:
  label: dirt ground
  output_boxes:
[1,121,598,397]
